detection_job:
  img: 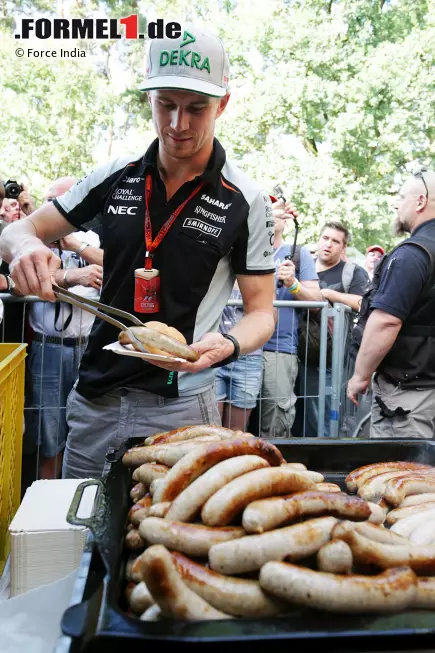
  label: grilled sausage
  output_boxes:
[128,494,153,526]
[337,527,435,574]
[132,463,169,485]
[140,545,231,620]
[209,516,338,575]
[202,468,317,527]
[384,476,435,506]
[345,462,433,493]
[333,520,411,545]
[148,501,171,517]
[317,540,353,574]
[299,470,324,483]
[242,491,370,534]
[125,554,143,583]
[316,482,342,493]
[171,552,287,617]
[139,517,245,557]
[140,604,161,621]
[259,563,417,613]
[386,502,435,525]
[149,478,164,497]
[409,520,435,546]
[358,470,425,502]
[130,482,147,503]
[282,462,307,471]
[119,325,200,362]
[414,577,435,608]
[165,455,270,523]
[367,501,387,524]
[153,438,284,504]
[122,437,221,468]
[145,425,245,446]
[400,493,435,508]
[390,508,435,538]
[128,581,154,614]
[124,528,146,551]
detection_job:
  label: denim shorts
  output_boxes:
[26,339,86,458]
[215,354,262,409]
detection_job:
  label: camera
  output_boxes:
[5,180,23,200]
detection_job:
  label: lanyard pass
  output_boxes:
[134,266,160,313]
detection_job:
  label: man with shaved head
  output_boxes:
[26,177,104,478]
[348,170,435,439]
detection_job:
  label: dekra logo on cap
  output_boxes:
[159,31,211,74]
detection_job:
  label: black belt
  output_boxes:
[33,332,88,347]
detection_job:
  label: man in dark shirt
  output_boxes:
[316,222,369,308]
[348,171,435,439]
[301,221,369,436]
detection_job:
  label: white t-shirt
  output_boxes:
[29,230,101,338]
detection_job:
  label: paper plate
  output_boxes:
[103,341,185,363]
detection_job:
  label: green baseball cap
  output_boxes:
[140,26,230,97]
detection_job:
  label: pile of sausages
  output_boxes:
[121,428,435,620]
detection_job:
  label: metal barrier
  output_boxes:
[0,293,361,481]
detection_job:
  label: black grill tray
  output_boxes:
[56,438,435,653]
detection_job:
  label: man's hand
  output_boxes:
[17,183,36,216]
[347,373,371,407]
[147,332,235,374]
[60,234,82,252]
[72,264,103,290]
[271,199,299,221]
[9,244,61,301]
[277,259,296,288]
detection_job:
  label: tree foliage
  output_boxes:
[1,0,434,248]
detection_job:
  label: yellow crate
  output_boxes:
[0,343,27,575]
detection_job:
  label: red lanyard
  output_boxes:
[144,172,205,270]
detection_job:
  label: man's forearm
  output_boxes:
[229,310,275,354]
[293,283,322,303]
[354,309,402,380]
[80,246,103,266]
[326,289,362,311]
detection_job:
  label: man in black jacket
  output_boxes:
[348,170,435,439]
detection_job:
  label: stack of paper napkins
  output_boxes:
[8,479,96,596]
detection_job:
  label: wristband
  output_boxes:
[290,280,301,294]
[211,334,241,368]
[288,279,299,292]
[77,242,89,256]
[63,269,69,285]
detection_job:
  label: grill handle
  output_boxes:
[67,479,103,530]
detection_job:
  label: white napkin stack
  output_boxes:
[8,479,96,597]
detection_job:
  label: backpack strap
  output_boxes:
[342,262,356,293]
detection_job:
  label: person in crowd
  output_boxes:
[300,221,369,437]
[216,281,263,431]
[0,27,275,479]
[0,198,20,223]
[261,198,321,438]
[26,176,104,479]
[364,244,385,281]
[0,181,36,342]
[348,170,435,439]
[317,222,370,310]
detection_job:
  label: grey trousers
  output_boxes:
[63,385,220,479]
[371,373,435,439]
[260,351,299,438]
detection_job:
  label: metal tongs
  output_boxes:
[52,283,148,354]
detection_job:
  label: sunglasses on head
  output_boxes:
[414,169,429,200]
